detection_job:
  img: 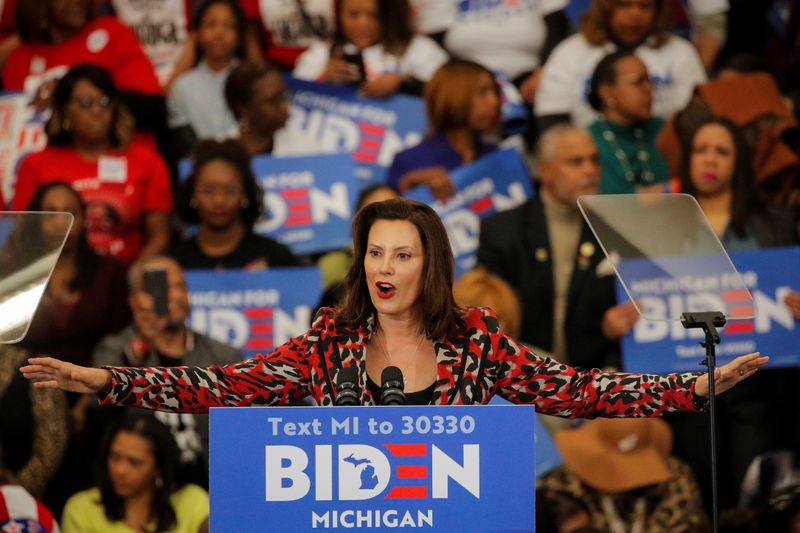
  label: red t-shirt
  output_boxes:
[12,142,173,264]
[3,16,162,95]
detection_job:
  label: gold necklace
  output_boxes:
[374,328,425,387]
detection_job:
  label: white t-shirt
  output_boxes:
[535,33,707,126]
[293,35,449,83]
[687,0,728,18]
[443,0,567,78]
[111,0,190,86]
[410,0,456,35]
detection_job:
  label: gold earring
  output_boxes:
[62,119,71,131]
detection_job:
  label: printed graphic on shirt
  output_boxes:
[112,0,189,83]
[455,0,537,21]
[258,0,333,47]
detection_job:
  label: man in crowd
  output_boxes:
[477,124,637,371]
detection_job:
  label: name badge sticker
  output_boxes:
[98,156,128,183]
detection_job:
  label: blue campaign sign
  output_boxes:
[185,267,321,360]
[621,246,800,373]
[281,77,427,184]
[210,405,535,532]
[405,148,533,278]
[250,152,361,255]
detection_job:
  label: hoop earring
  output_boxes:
[189,198,198,208]
[155,475,163,489]
[62,119,71,131]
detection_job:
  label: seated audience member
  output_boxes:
[453,268,521,339]
[666,116,800,511]
[12,64,172,265]
[435,0,570,104]
[315,183,397,304]
[5,0,165,140]
[20,182,131,369]
[168,0,247,157]
[240,0,334,71]
[656,68,799,204]
[386,60,500,200]
[539,418,709,532]
[477,124,636,370]
[171,139,300,270]
[535,0,706,129]
[587,50,669,194]
[61,414,209,533]
[0,476,61,533]
[0,345,67,498]
[93,255,242,487]
[293,0,448,98]
[224,62,290,157]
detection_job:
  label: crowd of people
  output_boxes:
[2,0,800,531]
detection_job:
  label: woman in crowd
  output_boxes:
[170,139,300,270]
[24,198,764,413]
[12,64,172,265]
[292,0,448,98]
[586,50,669,194]
[21,182,131,368]
[168,0,248,157]
[224,61,290,157]
[535,0,706,129]
[4,0,165,143]
[386,60,500,200]
[669,116,800,510]
[61,415,208,533]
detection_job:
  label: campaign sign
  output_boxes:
[250,152,360,255]
[0,92,47,205]
[186,268,321,360]
[620,246,800,373]
[405,148,533,278]
[210,405,535,532]
[281,77,427,183]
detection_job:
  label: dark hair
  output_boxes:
[587,50,637,111]
[26,182,100,291]
[581,0,672,48]
[336,198,462,340]
[192,0,248,63]
[224,61,282,120]
[679,117,767,238]
[97,415,180,532]
[16,0,94,43]
[424,60,498,134]
[355,184,397,210]
[178,139,263,228]
[332,0,413,55]
[45,64,133,148]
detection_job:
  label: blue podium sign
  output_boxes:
[210,405,535,532]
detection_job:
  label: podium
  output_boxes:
[210,405,536,531]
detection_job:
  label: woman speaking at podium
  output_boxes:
[22,199,766,414]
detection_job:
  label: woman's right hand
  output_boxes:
[20,357,111,394]
[323,57,356,83]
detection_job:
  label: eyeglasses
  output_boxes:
[71,95,112,109]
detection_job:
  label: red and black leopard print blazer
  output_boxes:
[97,307,704,416]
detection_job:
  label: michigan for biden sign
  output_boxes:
[621,246,800,373]
[210,406,535,531]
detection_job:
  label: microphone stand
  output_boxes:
[680,310,726,533]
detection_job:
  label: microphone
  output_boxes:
[380,366,406,405]
[334,367,360,406]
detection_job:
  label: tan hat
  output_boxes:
[554,418,673,493]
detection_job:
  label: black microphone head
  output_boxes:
[335,366,360,406]
[380,366,405,406]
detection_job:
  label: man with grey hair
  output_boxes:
[92,255,241,487]
[477,124,637,370]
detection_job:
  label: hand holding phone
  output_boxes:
[143,268,169,317]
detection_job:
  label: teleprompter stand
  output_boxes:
[681,311,726,533]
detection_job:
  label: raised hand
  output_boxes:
[694,352,769,398]
[20,357,111,394]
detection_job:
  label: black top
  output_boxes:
[169,231,301,270]
[367,376,436,406]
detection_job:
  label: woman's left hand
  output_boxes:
[694,352,769,398]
